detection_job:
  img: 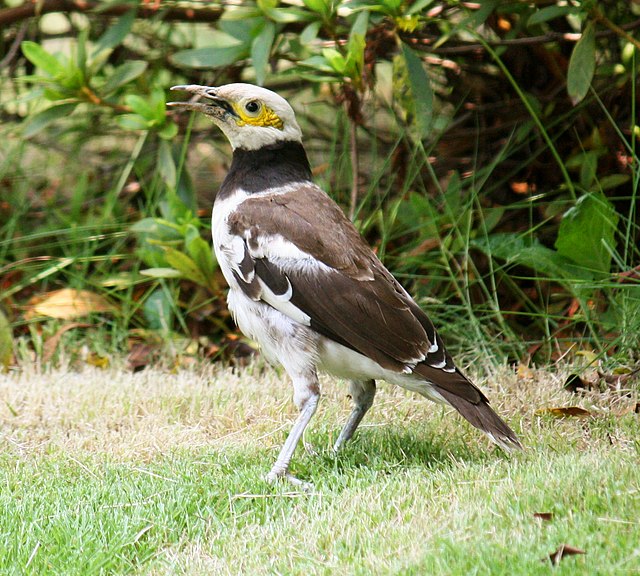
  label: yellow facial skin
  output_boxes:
[232,101,284,130]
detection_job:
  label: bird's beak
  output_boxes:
[167,85,235,118]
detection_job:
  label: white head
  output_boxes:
[168,83,303,150]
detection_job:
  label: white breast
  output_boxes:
[211,187,317,376]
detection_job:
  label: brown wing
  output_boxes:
[227,185,487,401]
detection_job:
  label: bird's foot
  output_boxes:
[265,468,313,492]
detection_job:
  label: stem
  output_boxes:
[590,6,640,51]
[348,111,359,221]
[477,37,576,199]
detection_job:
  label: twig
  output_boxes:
[0,22,27,70]
[407,18,640,54]
[590,7,640,51]
[0,0,224,28]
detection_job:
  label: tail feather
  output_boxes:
[435,386,523,452]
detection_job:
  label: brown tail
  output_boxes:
[435,385,523,452]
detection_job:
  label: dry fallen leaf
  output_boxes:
[598,367,640,393]
[42,322,91,364]
[564,373,596,394]
[0,307,14,371]
[26,289,115,320]
[517,364,535,380]
[86,353,110,369]
[533,512,554,522]
[535,406,592,418]
[128,342,162,372]
[547,544,586,565]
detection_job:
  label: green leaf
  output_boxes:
[77,28,88,79]
[158,140,176,189]
[102,60,147,94]
[473,233,592,281]
[143,288,173,331]
[555,192,619,275]
[300,21,321,45]
[567,21,595,105]
[171,32,249,69]
[322,48,346,74]
[0,308,13,371]
[125,94,155,120]
[298,55,336,74]
[345,10,368,82]
[579,151,598,189]
[158,121,178,140]
[22,103,78,137]
[401,43,433,138]
[302,0,332,17]
[131,218,183,240]
[257,0,278,10]
[596,174,630,191]
[116,113,151,131]
[163,248,209,287]
[171,45,248,69]
[21,41,65,76]
[92,9,136,56]
[263,6,311,23]
[251,21,276,85]
[150,88,168,123]
[528,5,577,26]
[186,233,217,288]
[407,0,436,16]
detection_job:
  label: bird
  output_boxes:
[168,83,522,486]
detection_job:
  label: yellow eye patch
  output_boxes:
[233,103,284,130]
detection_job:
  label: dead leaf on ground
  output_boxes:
[598,368,640,394]
[86,353,110,369]
[516,363,535,380]
[535,406,592,418]
[533,512,554,522]
[0,307,14,370]
[25,289,115,320]
[546,544,586,565]
[42,322,91,363]
[564,373,597,394]
[128,342,163,372]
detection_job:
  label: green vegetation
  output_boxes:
[1,363,638,574]
[0,0,638,368]
[1,3,639,570]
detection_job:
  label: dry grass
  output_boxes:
[1,360,635,459]
[1,360,639,575]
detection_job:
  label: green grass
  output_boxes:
[1,363,639,574]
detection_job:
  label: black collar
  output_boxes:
[218,140,312,199]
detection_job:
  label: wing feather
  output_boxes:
[226,185,470,382]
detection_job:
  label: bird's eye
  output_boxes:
[244,100,261,115]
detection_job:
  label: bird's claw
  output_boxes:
[265,469,313,492]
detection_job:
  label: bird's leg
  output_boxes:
[333,379,376,452]
[266,372,319,488]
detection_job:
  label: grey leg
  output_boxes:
[266,372,320,488]
[333,379,376,452]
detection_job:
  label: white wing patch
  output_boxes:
[257,275,311,326]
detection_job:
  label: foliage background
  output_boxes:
[1,0,639,372]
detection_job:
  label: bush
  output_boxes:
[1,0,638,368]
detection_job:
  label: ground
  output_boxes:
[1,360,638,574]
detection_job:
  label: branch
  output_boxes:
[406,18,640,54]
[590,7,640,52]
[0,0,224,28]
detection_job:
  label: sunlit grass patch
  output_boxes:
[1,362,638,574]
